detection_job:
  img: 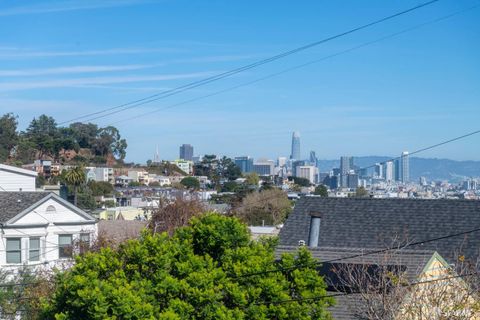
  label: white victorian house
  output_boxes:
[0,192,97,270]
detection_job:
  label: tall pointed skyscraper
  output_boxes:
[290,131,301,160]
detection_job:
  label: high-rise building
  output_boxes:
[385,161,394,182]
[296,165,318,184]
[235,156,254,173]
[290,131,301,160]
[277,157,287,167]
[394,159,401,181]
[374,163,383,179]
[253,159,275,176]
[292,160,306,177]
[401,151,409,183]
[340,156,353,187]
[346,172,359,189]
[179,144,194,161]
[309,151,318,167]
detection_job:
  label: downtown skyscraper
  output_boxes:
[401,151,410,183]
[290,131,301,160]
[340,156,354,187]
[179,144,194,161]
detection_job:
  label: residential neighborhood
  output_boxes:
[0,0,479,319]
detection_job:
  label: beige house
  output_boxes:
[276,246,480,320]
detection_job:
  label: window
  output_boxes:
[6,238,21,264]
[46,205,56,213]
[29,237,40,261]
[79,233,90,253]
[58,234,73,258]
[308,217,321,247]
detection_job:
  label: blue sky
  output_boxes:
[0,0,479,163]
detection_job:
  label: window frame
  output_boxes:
[29,237,41,262]
[79,233,91,254]
[58,234,73,259]
[6,238,22,264]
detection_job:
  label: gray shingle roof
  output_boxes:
[0,192,50,223]
[276,246,435,283]
[279,197,480,264]
[275,246,437,320]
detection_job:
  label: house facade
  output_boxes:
[0,192,97,271]
[0,164,37,192]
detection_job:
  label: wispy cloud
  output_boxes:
[0,97,97,113]
[0,64,160,77]
[0,47,180,59]
[0,0,153,17]
[171,54,260,64]
[0,71,218,92]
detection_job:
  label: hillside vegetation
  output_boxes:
[0,113,127,166]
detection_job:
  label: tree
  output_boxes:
[63,166,86,206]
[180,177,200,190]
[87,180,114,197]
[41,214,334,319]
[94,126,127,160]
[0,113,18,162]
[290,176,311,187]
[355,186,369,198]
[244,172,260,187]
[314,185,329,197]
[69,122,98,148]
[24,114,59,159]
[217,156,241,181]
[235,189,292,225]
[332,249,480,320]
[149,196,205,235]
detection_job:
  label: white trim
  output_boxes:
[7,193,96,224]
[0,164,38,177]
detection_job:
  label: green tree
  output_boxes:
[355,186,369,198]
[217,156,241,181]
[24,114,59,159]
[180,177,200,190]
[221,181,238,192]
[87,180,114,197]
[0,113,18,162]
[69,122,98,148]
[244,172,260,187]
[314,185,329,197]
[64,166,86,206]
[41,214,333,319]
[290,176,311,187]
[94,126,127,160]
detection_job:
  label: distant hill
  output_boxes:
[317,156,480,182]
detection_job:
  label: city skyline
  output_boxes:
[1,0,479,162]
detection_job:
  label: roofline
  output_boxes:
[2,223,49,229]
[297,196,480,203]
[6,193,96,224]
[0,164,38,177]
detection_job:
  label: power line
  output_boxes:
[234,204,480,278]
[108,3,479,126]
[58,0,441,125]
[253,271,479,305]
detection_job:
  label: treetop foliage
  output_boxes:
[42,214,333,319]
[0,113,127,164]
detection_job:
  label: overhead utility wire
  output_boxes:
[109,3,479,126]
[59,0,440,125]
[253,271,480,305]
[234,224,480,278]
[231,127,480,278]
